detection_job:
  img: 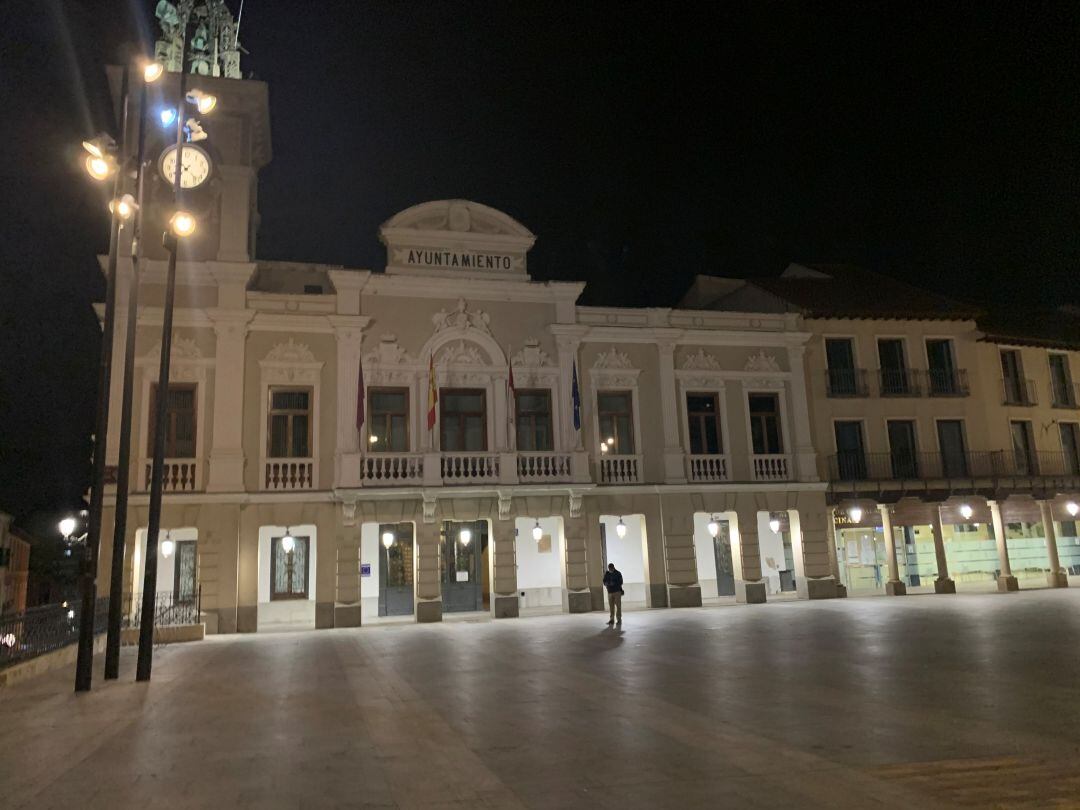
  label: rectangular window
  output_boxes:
[1050,354,1075,407]
[1001,349,1026,404]
[686,393,723,454]
[1011,420,1037,474]
[833,420,867,480]
[270,535,309,600]
[748,393,783,454]
[878,339,911,395]
[926,339,958,395]
[825,338,859,396]
[887,420,919,479]
[369,387,409,452]
[173,540,197,602]
[937,420,968,477]
[148,383,197,457]
[515,389,553,451]
[1060,423,1080,475]
[440,389,487,451]
[597,391,635,454]
[267,388,312,458]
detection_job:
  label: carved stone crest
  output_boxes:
[431,299,492,336]
[511,338,551,368]
[681,347,721,371]
[265,339,317,364]
[744,349,781,373]
[593,348,633,370]
[363,334,413,366]
[436,340,487,366]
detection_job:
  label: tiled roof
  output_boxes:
[978,308,1080,351]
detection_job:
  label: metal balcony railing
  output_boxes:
[878,368,920,397]
[824,368,869,397]
[1002,377,1037,406]
[1050,379,1080,409]
[0,597,109,668]
[922,368,970,397]
[828,450,1080,482]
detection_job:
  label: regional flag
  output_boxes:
[571,360,581,431]
[427,354,438,431]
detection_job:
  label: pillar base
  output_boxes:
[835,583,848,598]
[565,590,592,614]
[1047,571,1070,588]
[492,595,519,618]
[934,577,956,594]
[885,580,907,596]
[735,580,767,604]
[334,603,362,627]
[589,586,604,612]
[997,575,1019,592]
[416,600,443,623]
[648,583,669,608]
[316,601,335,629]
[797,575,839,600]
[236,605,258,632]
[667,585,702,608]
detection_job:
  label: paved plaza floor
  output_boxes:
[3,591,1080,809]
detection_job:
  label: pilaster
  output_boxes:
[490,518,519,618]
[789,505,838,599]
[656,337,687,484]
[414,521,443,622]
[657,494,701,607]
[553,330,587,451]
[786,345,818,482]
[206,309,255,492]
[641,508,669,608]
[733,507,766,603]
[330,315,370,490]
[561,510,593,613]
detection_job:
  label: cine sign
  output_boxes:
[404,249,514,271]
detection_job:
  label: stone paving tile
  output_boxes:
[4,590,1080,809]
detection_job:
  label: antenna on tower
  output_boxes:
[234,0,245,48]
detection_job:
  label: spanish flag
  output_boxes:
[427,353,438,431]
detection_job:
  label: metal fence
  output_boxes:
[829,450,1080,482]
[0,597,109,669]
[122,588,201,629]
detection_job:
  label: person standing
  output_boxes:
[603,563,623,625]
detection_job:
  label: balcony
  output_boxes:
[440,452,500,483]
[361,453,424,485]
[824,368,869,398]
[600,454,642,484]
[686,454,730,482]
[922,368,970,397]
[517,452,573,483]
[264,458,315,491]
[878,368,920,397]
[1002,377,1037,406]
[827,450,1080,482]
[141,458,201,492]
[1050,380,1080,409]
[751,454,791,482]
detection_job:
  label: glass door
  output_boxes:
[378,523,415,617]
[937,420,968,477]
[887,420,919,478]
[825,338,857,395]
[834,421,867,480]
[712,521,735,597]
[878,339,910,395]
[441,520,486,612]
[926,339,957,395]
[270,536,309,600]
[173,540,197,603]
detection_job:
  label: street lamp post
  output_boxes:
[137,15,212,680]
[104,59,160,681]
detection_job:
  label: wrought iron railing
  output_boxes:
[122,587,201,629]
[1050,379,1080,409]
[0,597,109,668]
[828,450,1080,482]
[824,368,869,397]
[921,368,970,397]
[878,368,920,397]
[1002,377,1037,406]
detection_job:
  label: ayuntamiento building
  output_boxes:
[98,64,1080,634]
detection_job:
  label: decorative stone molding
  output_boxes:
[745,349,781,373]
[145,336,203,361]
[363,334,414,367]
[431,298,492,336]
[342,500,357,526]
[593,348,633,370]
[681,347,721,371]
[497,491,513,521]
[436,339,487,366]
[568,491,583,519]
[265,339,317,364]
[743,377,786,390]
[511,338,551,368]
[140,335,212,383]
[422,493,438,524]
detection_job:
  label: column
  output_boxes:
[330,317,366,489]
[490,518,519,617]
[789,505,838,599]
[315,506,339,628]
[786,345,819,482]
[561,510,593,613]
[641,508,669,608]
[334,517,362,627]
[829,514,848,597]
[236,506,261,632]
[206,310,254,492]
[733,508,767,603]
[658,493,701,607]
[988,499,1019,592]
[656,337,687,483]
[414,520,442,622]
[930,507,956,594]
[879,504,906,596]
[1039,500,1069,588]
[583,499,605,610]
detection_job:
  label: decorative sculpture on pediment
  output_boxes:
[265,338,317,364]
[436,339,487,366]
[431,299,492,336]
[363,334,413,367]
[511,338,551,368]
[744,349,781,373]
[593,348,634,370]
[681,347,721,371]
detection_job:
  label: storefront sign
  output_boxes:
[403,249,514,271]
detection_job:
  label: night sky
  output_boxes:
[1,1,1079,522]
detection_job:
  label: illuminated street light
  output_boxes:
[532,520,543,542]
[143,61,164,83]
[707,517,719,538]
[108,194,137,220]
[382,531,394,549]
[615,517,627,539]
[281,533,296,554]
[160,536,175,558]
[85,155,114,181]
[769,515,781,534]
[159,108,177,127]
[169,211,196,237]
[81,134,116,159]
[1067,501,1079,517]
[848,505,863,523]
[59,517,77,539]
[186,89,217,114]
[459,527,472,546]
[959,503,974,520]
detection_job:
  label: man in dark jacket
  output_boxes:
[602,563,623,625]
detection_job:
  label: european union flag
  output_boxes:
[571,360,581,431]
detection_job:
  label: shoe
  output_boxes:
[606,620,614,626]
[616,620,622,625]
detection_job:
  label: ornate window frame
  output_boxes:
[588,348,642,456]
[259,339,324,488]
[675,348,729,456]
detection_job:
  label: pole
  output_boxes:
[137,25,189,682]
[75,67,129,694]
[105,66,149,679]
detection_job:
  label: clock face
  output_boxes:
[158,144,212,189]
